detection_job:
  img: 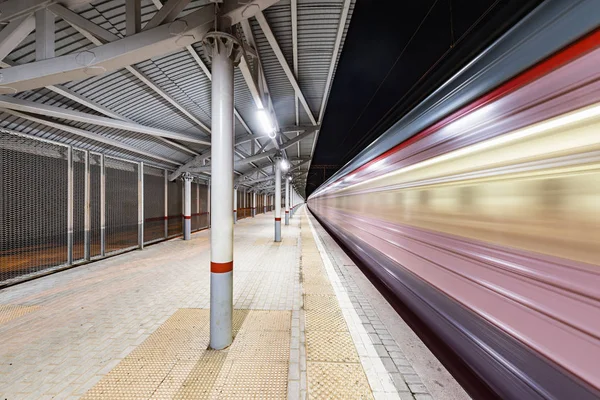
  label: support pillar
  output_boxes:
[252,192,256,217]
[285,177,290,225]
[274,157,282,242]
[205,31,241,350]
[264,193,267,214]
[183,173,192,240]
[233,188,237,224]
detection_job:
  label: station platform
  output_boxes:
[0,207,467,400]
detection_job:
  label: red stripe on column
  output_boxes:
[275,218,281,221]
[285,211,289,213]
[211,261,233,273]
[184,215,191,220]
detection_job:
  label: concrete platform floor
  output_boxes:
[0,207,469,400]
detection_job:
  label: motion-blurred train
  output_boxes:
[308,1,600,399]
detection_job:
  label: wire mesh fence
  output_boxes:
[0,131,211,286]
[73,149,86,262]
[167,179,182,237]
[199,184,209,229]
[90,153,102,258]
[1,132,68,284]
[105,157,138,254]
[144,166,166,243]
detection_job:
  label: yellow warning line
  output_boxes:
[300,215,373,399]
[0,304,39,324]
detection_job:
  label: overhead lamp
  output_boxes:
[257,108,277,139]
[287,176,292,182]
[280,159,290,172]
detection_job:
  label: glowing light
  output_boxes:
[280,159,290,172]
[257,109,276,138]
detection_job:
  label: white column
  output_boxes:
[233,188,237,224]
[285,177,290,225]
[274,161,281,242]
[183,173,192,240]
[264,193,267,214]
[252,192,256,217]
[207,32,239,350]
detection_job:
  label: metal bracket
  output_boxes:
[202,31,243,66]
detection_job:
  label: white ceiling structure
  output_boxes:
[0,0,355,196]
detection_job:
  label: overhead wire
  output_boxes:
[338,0,501,165]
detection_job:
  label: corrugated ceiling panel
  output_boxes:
[0,0,356,191]
[297,0,342,119]
[250,16,296,129]
[136,50,212,128]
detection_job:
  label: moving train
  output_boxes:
[308,1,600,399]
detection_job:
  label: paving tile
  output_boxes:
[0,208,440,400]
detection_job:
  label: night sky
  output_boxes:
[307,0,543,196]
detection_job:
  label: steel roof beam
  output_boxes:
[0,14,35,61]
[0,59,200,158]
[242,159,310,185]
[239,17,281,151]
[48,4,116,44]
[126,0,141,36]
[0,0,279,94]
[184,128,316,174]
[255,11,317,126]
[311,0,351,161]
[306,0,352,186]
[0,95,210,144]
[167,131,274,180]
[1,108,181,166]
[143,0,190,31]
[0,0,88,23]
[47,3,212,134]
[291,0,299,133]
[35,8,54,60]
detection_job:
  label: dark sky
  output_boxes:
[307,0,543,196]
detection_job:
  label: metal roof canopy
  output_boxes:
[0,0,355,197]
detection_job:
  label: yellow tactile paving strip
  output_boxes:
[82,309,290,399]
[0,304,39,324]
[300,215,373,399]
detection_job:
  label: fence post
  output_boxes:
[164,169,168,238]
[67,146,73,264]
[138,162,144,249]
[100,154,106,256]
[84,150,90,261]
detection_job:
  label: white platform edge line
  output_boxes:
[305,208,401,399]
